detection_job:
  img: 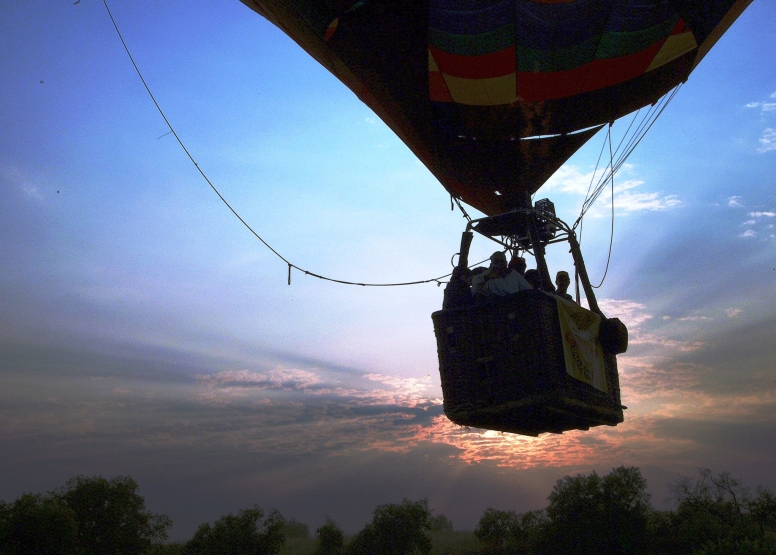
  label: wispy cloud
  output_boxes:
[737,210,776,239]
[726,308,742,318]
[746,91,776,113]
[199,368,324,391]
[598,299,653,329]
[758,128,776,153]
[746,101,776,112]
[746,93,776,153]
[618,357,710,401]
[543,165,680,214]
[195,366,438,412]
[1,164,46,201]
[728,196,743,208]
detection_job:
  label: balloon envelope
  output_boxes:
[240,0,750,215]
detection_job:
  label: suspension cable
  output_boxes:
[591,124,615,289]
[574,83,682,229]
[101,0,457,288]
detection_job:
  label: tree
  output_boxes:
[510,510,548,555]
[183,506,285,555]
[666,468,776,554]
[542,466,650,555]
[344,499,432,555]
[475,508,517,553]
[749,487,776,537]
[429,513,453,533]
[315,519,344,555]
[691,536,776,555]
[52,475,171,555]
[283,518,310,539]
[0,494,79,555]
[475,508,546,554]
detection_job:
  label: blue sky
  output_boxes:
[2,0,776,541]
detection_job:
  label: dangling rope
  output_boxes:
[101,0,458,288]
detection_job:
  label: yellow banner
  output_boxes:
[556,297,609,393]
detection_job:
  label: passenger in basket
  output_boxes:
[555,270,575,302]
[523,269,542,290]
[507,255,527,276]
[442,266,474,309]
[472,251,532,297]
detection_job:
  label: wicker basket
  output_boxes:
[431,290,624,436]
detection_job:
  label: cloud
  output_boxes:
[618,358,711,401]
[747,93,776,152]
[746,100,776,113]
[738,211,776,239]
[757,128,776,153]
[597,299,708,353]
[198,368,324,391]
[609,190,681,213]
[1,165,46,202]
[598,299,653,329]
[194,366,439,411]
[726,308,742,318]
[543,165,680,214]
[728,196,743,208]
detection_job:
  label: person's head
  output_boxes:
[524,269,541,289]
[489,251,507,270]
[451,266,470,281]
[508,256,527,275]
[556,271,570,290]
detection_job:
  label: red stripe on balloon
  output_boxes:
[429,46,516,80]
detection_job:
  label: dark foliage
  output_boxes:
[344,499,432,555]
[315,519,344,555]
[182,506,284,555]
[474,508,546,554]
[52,475,171,555]
[540,466,650,555]
[475,508,517,552]
[430,514,454,533]
[283,518,310,539]
[656,469,776,555]
[0,494,79,555]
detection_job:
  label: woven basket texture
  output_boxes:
[431,290,624,436]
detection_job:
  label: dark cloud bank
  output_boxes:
[3,313,776,541]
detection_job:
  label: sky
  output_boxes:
[2,0,776,542]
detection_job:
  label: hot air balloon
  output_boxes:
[239,0,752,435]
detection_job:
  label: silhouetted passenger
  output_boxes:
[524,269,541,290]
[555,270,575,302]
[443,266,474,309]
[472,252,532,297]
[507,256,527,276]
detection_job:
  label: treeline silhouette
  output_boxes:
[2,467,775,555]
